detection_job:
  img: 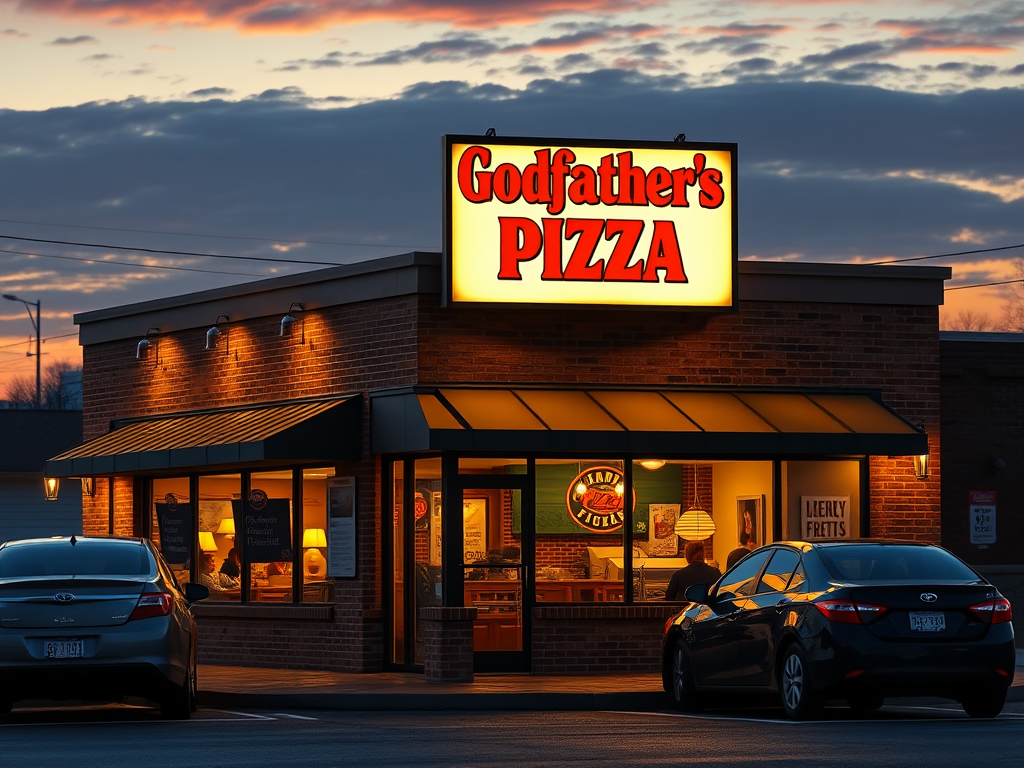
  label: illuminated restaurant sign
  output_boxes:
[566,466,636,533]
[444,134,737,308]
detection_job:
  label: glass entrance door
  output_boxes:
[459,475,533,673]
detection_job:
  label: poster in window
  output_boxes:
[155,495,193,566]
[463,497,488,563]
[232,492,292,562]
[647,504,680,556]
[328,477,357,578]
[800,495,851,541]
[429,491,443,567]
[737,495,765,549]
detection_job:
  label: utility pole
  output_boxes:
[3,294,41,408]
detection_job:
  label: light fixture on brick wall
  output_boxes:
[913,453,930,480]
[280,302,305,343]
[206,315,229,353]
[81,477,95,497]
[44,476,60,501]
[136,327,159,362]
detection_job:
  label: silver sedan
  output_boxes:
[0,536,209,719]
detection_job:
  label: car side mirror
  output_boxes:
[683,583,710,604]
[185,583,210,603]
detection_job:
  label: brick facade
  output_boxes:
[71,258,943,675]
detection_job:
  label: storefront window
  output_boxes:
[629,460,774,601]
[391,460,405,665]
[534,459,624,603]
[152,477,191,586]
[300,468,336,603]
[414,458,442,664]
[246,470,294,603]
[783,460,861,541]
[198,474,241,602]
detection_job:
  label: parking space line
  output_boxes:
[207,709,277,720]
[272,713,318,720]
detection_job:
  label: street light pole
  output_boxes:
[2,294,41,408]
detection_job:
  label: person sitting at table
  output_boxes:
[198,553,228,592]
[664,541,722,601]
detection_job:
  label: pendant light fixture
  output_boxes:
[674,462,716,541]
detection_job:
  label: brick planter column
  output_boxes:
[419,607,477,683]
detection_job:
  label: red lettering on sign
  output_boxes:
[603,220,645,281]
[563,219,605,281]
[497,217,541,279]
[457,145,492,203]
[644,221,688,283]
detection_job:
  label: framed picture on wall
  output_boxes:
[463,497,488,563]
[736,495,766,550]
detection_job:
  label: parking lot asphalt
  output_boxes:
[195,649,1024,712]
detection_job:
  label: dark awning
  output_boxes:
[370,387,925,456]
[45,397,361,477]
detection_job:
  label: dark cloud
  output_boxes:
[555,53,598,71]
[725,57,776,73]
[2,28,29,38]
[358,36,501,67]
[48,35,97,46]
[188,87,235,98]
[276,51,351,71]
[82,53,116,61]
[1,76,1022,350]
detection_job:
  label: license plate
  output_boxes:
[44,639,84,659]
[909,611,945,632]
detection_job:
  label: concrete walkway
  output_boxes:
[197,650,1024,712]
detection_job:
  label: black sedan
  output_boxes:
[0,536,209,720]
[662,540,1015,719]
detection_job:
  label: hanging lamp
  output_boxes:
[675,462,716,541]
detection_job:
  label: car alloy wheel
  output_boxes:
[780,644,820,720]
[671,638,701,711]
[962,690,1006,719]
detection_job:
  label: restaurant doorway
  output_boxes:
[456,464,534,673]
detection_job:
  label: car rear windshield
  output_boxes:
[0,542,151,577]
[817,545,979,582]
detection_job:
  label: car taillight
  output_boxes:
[129,592,173,621]
[814,599,888,624]
[969,598,1012,624]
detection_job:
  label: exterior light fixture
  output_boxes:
[205,315,229,352]
[913,454,930,481]
[302,528,327,578]
[81,477,95,497]
[674,462,716,541]
[639,459,666,471]
[198,531,218,552]
[280,302,305,341]
[136,327,160,362]
[216,517,235,538]
[44,476,60,501]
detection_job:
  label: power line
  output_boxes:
[867,242,1024,265]
[0,248,270,278]
[0,218,435,251]
[0,235,354,266]
[0,332,77,352]
[946,277,1024,292]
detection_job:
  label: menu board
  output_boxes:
[155,498,193,566]
[328,477,357,578]
[234,493,292,562]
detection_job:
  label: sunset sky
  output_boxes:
[1,0,1022,392]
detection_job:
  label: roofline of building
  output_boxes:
[940,331,1024,343]
[72,252,951,346]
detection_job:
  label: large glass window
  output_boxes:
[391,460,405,665]
[198,474,241,602]
[247,471,294,603]
[301,468,336,603]
[783,460,861,541]
[414,458,442,663]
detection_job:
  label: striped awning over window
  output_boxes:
[45,397,361,477]
[370,387,924,456]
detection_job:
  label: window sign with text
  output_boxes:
[444,135,737,309]
[800,496,852,541]
[328,477,357,578]
[969,490,996,546]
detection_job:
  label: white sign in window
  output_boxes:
[969,490,996,546]
[800,496,852,541]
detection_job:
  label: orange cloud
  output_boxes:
[12,0,668,31]
[696,22,793,37]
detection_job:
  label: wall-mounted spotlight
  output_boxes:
[913,453,930,481]
[81,477,95,497]
[206,315,229,352]
[136,327,160,362]
[280,302,305,342]
[44,476,60,501]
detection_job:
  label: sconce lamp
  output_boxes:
[205,315,229,352]
[136,327,160,362]
[216,517,235,538]
[302,528,327,579]
[639,459,666,471]
[913,454,930,481]
[81,477,95,497]
[280,302,305,342]
[44,476,60,501]
[198,531,218,552]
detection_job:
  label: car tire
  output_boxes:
[0,699,12,721]
[962,689,1006,719]
[847,693,884,712]
[669,638,702,711]
[779,644,821,720]
[161,659,195,720]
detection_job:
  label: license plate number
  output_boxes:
[44,639,84,659]
[909,611,945,632]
